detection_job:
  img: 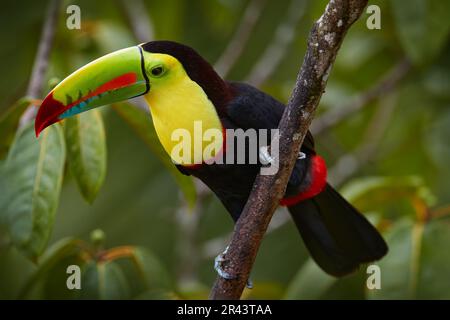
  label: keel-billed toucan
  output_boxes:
[35,41,387,278]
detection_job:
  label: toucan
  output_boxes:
[35,41,387,279]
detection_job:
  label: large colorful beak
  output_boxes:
[35,46,149,136]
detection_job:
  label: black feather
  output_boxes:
[288,184,388,276]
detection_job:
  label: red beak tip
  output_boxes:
[34,91,64,138]
[34,113,43,137]
[34,124,41,138]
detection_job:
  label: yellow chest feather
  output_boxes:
[144,77,223,165]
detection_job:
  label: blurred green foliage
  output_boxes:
[0,0,450,299]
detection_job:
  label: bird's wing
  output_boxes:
[226,82,315,152]
[225,82,316,195]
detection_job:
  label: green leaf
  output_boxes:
[113,103,196,207]
[1,123,66,260]
[17,238,88,299]
[390,0,450,64]
[367,219,414,299]
[0,97,32,159]
[341,176,436,212]
[414,219,450,298]
[368,218,450,299]
[64,110,107,203]
[79,260,130,300]
[129,247,172,291]
[284,259,336,299]
[17,239,172,299]
[102,246,172,298]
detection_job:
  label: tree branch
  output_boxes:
[214,0,267,78]
[310,58,410,135]
[19,0,61,127]
[209,0,369,300]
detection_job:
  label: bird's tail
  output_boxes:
[287,183,388,277]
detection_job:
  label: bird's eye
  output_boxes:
[150,66,165,77]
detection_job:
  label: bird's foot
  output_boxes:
[214,246,236,280]
[259,146,274,166]
[260,147,305,163]
[213,246,253,289]
[246,278,253,289]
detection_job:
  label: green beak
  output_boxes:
[35,46,149,136]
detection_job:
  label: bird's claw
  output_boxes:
[260,147,304,164]
[214,256,236,280]
[214,246,236,280]
[213,246,254,289]
[259,146,274,166]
